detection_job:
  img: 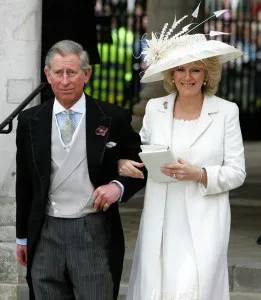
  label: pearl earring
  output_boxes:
[171,79,175,83]
[203,81,207,86]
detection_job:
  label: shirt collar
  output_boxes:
[53,93,86,115]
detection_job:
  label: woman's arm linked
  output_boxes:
[117,103,245,193]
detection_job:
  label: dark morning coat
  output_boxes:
[16,94,147,300]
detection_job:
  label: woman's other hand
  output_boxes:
[118,159,145,179]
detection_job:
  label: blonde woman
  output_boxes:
[118,10,246,300]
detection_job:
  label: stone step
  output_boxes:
[13,284,261,300]
[0,197,15,227]
[230,293,261,300]
[17,284,28,300]
[119,294,261,300]
[120,248,261,294]
[119,197,261,295]
[121,262,261,294]
[122,261,261,296]
[119,288,261,300]
[0,196,27,300]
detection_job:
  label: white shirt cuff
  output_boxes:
[16,238,27,245]
[111,180,124,202]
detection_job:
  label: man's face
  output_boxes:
[44,53,92,108]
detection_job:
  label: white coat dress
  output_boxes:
[126,93,246,300]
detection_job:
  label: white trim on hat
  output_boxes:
[141,35,242,83]
[140,6,243,83]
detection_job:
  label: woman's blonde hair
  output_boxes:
[162,56,222,96]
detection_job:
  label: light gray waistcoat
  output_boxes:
[45,114,96,218]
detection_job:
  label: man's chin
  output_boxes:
[60,96,73,101]
[61,90,74,95]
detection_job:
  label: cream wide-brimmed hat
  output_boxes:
[140,6,243,83]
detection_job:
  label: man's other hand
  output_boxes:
[93,183,121,211]
[16,244,27,267]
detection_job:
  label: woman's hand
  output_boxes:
[118,159,145,179]
[161,158,201,182]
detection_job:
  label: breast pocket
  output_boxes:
[104,144,119,163]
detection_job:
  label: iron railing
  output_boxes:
[205,12,261,113]
[204,2,261,139]
[0,82,47,134]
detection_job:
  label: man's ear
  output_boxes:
[84,67,92,84]
[44,67,51,84]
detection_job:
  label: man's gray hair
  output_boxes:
[45,40,90,71]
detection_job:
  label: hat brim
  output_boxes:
[140,40,243,83]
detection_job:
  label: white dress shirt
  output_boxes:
[54,94,85,151]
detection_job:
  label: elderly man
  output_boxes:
[15,40,146,300]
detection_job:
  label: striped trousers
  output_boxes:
[31,213,113,300]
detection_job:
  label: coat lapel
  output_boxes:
[28,100,53,198]
[50,114,67,168]
[85,95,111,174]
[157,94,175,146]
[189,95,219,147]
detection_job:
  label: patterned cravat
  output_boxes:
[60,110,75,145]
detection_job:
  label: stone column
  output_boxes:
[132,0,205,131]
[0,0,42,298]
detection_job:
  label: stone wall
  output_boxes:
[0,0,42,298]
[0,0,41,191]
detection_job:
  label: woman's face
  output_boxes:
[172,63,206,98]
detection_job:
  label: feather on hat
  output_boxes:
[140,3,243,83]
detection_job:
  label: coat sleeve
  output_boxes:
[200,103,246,196]
[16,114,33,239]
[139,99,152,145]
[113,108,147,202]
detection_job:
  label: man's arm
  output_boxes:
[16,245,27,267]
[92,106,147,210]
[16,114,33,266]
[111,180,124,201]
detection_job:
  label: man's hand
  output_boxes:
[93,183,121,211]
[16,244,27,267]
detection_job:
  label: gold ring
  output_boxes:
[103,203,110,211]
